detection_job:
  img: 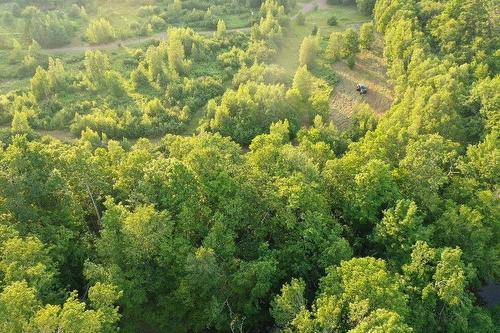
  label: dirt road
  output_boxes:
[43,0,322,53]
[46,27,250,54]
[300,0,328,13]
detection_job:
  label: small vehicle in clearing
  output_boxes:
[356,83,368,95]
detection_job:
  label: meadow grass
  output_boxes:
[222,12,254,29]
[276,4,370,76]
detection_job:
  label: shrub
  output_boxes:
[327,15,338,26]
[138,5,160,17]
[0,35,12,50]
[295,12,305,25]
[150,16,166,30]
[1,11,14,25]
[11,3,21,17]
[356,0,376,16]
[24,11,73,48]
[68,4,85,18]
[311,24,318,35]
[85,18,116,45]
[9,39,23,65]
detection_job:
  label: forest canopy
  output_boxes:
[0,0,498,332]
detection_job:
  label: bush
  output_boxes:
[123,57,139,68]
[327,15,338,26]
[356,0,376,16]
[0,35,12,50]
[150,16,166,30]
[138,5,160,17]
[311,24,318,35]
[68,4,85,18]
[24,11,73,48]
[295,12,305,25]
[11,3,21,17]
[85,18,116,45]
[1,11,14,25]
[8,38,24,63]
[346,56,355,69]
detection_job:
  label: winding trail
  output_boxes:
[48,32,168,53]
[300,0,328,13]
[44,0,322,53]
[45,28,251,54]
[3,0,383,140]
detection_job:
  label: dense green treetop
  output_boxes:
[0,0,498,332]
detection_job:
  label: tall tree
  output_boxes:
[299,36,319,68]
[292,65,313,100]
[359,22,375,49]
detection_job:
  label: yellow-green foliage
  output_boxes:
[86,18,116,45]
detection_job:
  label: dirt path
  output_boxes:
[48,32,168,53]
[0,125,76,141]
[300,0,328,13]
[42,0,319,53]
[329,38,393,130]
[37,129,76,141]
[45,27,251,54]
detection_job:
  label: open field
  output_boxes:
[43,27,251,54]
[0,78,29,93]
[0,45,142,94]
[276,2,370,75]
[222,12,254,29]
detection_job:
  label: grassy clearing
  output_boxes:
[329,36,393,130]
[0,78,29,94]
[222,12,254,29]
[64,2,145,47]
[0,44,144,94]
[275,3,392,131]
[0,3,25,43]
[276,4,370,76]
